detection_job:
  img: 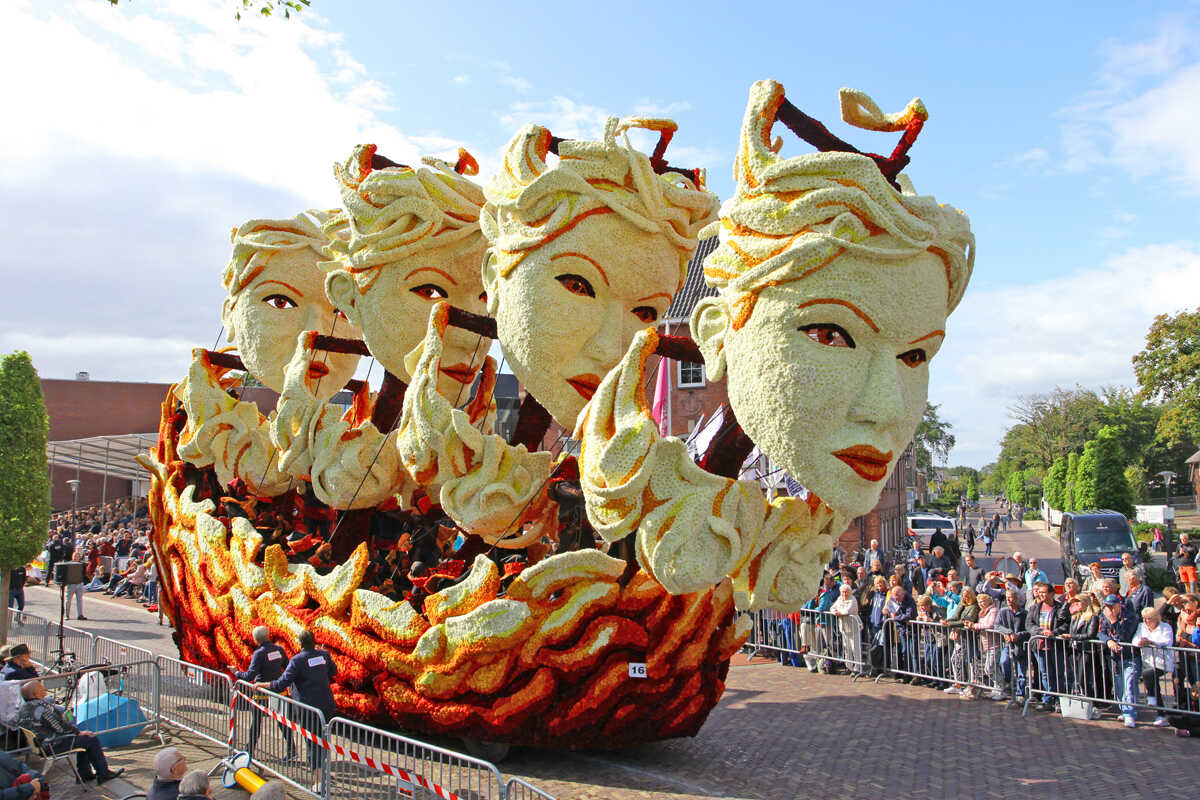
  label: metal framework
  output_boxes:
[46,433,157,483]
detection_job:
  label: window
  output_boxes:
[678,361,704,388]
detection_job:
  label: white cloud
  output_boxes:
[934,242,1200,466]
[0,332,196,384]
[499,74,532,93]
[498,97,612,141]
[451,74,470,85]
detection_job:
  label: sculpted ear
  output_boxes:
[690,297,730,381]
[480,250,501,316]
[325,271,362,329]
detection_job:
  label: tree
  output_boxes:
[0,352,51,644]
[1044,455,1067,510]
[1006,472,1023,505]
[106,1,312,20]
[1066,451,1080,512]
[967,475,979,502]
[1004,387,1105,469]
[912,402,956,471]
[1092,425,1135,518]
[1075,440,1099,511]
[1133,306,1200,448]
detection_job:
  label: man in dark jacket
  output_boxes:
[1099,593,1142,727]
[0,750,43,800]
[259,630,337,780]
[1126,573,1152,618]
[7,568,25,613]
[148,747,187,800]
[995,589,1029,699]
[963,554,986,592]
[1,645,38,682]
[908,556,929,596]
[232,627,295,762]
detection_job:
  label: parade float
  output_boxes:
[138,79,973,751]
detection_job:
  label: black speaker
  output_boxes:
[53,561,85,585]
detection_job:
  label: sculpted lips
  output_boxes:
[306,361,330,380]
[439,363,475,385]
[832,444,893,482]
[567,374,601,401]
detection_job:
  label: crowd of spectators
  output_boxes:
[788,532,1200,736]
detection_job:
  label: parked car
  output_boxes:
[1058,510,1136,582]
[906,512,958,549]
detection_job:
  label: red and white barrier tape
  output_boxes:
[233,690,463,800]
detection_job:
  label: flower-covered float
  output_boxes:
[139,82,972,752]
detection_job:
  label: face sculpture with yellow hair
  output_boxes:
[221,211,361,397]
[325,145,489,398]
[694,80,974,519]
[481,118,718,426]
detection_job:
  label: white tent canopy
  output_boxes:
[47,433,158,483]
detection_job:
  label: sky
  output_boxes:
[3,0,1200,468]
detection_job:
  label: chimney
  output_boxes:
[75,371,90,381]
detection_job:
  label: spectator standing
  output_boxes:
[1178,534,1197,594]
[7,568,25,614]
[830,583,862,674]
[982,524,994,557]
[64,549,87,621]
[965,523,976,556]
[974,593,1004,700]
[1065,592,1101,704]
[864,540,884,573]
[15,681,124,783]
[149,747,188,800]
[1023,559,1049,597]
[1025,582,1068,710]
[1127,573,1152,618]
[1119,552,1145,596]
[909,556,929,596]
[1099,594,1142,728]
[1134,607,1174,727]
[996,589,1029,700]
[1082,562,1105,597]
[944,586,980,696]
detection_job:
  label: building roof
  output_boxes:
[665,236,719,323]
[47,433,159,483]
[1186,449,1200,465]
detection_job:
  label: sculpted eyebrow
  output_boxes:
[257,279,304,297]
[550,251,609,286]
[908,329,945,345]
[404,266,458,285]
[796,298,879,333]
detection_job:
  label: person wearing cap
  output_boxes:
[1,646,38,682]
[1099,592,1142,728]
[231,626,295,764]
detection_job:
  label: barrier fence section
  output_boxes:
[37,659,163,743]
[324,716,505,800]
[504,777,558,800]
[93,637,155,668]
[9,611,54,663]
[1023,634,1200,722]
[154,654,235,748]
[879,618,1020,702]
[744,609,865,674]
[231,680,326,798]
[54,624,96,669]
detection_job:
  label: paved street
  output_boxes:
[960,497,1066,584]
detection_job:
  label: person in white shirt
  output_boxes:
[1135,607,1175,727]
[830,583,862,671]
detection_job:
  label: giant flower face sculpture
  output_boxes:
[221,211,361,396]
[482,119,718,427]
[324,146,489,400]
[694,80,974,520]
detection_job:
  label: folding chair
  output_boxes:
[21,727,88,788]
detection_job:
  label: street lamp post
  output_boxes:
[65,478,80,530]
[1157,470,1177,557]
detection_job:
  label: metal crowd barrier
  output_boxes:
[232,679,326,797]
[504,776,558,800]
[744,609,865,674]
[94,636,155,667]
[325,717,505,800]
[1023,634,1200,722]
[877,618,1019,702]
[154,653,234,747]
[36,659,163,743]
[8,610,54,663]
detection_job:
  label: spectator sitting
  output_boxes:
[177,769,212,800]
[1,646,38,682]
[85,566,111,592]
[253,780,288,800]
[149,747,188,800]
[113,560,149,599]
[15,680,124,784]
[0,749,44,800]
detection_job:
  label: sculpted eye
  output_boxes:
[632,306,658,324]
[898,348,928,368]
[556,274,595,298]
[800,324,855,348]
[411,284,449,300]
[263,294,297,310]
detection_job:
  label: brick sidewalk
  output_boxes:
[503,659,1200,800]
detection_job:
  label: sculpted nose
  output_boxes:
[582,300,626,370]
[849,346,906,428]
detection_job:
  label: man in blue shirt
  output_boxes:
[232,627,295,764]
[257,630,337,785]
[1023,559,1049,601]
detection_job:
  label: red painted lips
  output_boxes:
[306,362,330,380]
[567,374,601,401]
[439,363,475,385]
[832,444,894,482]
